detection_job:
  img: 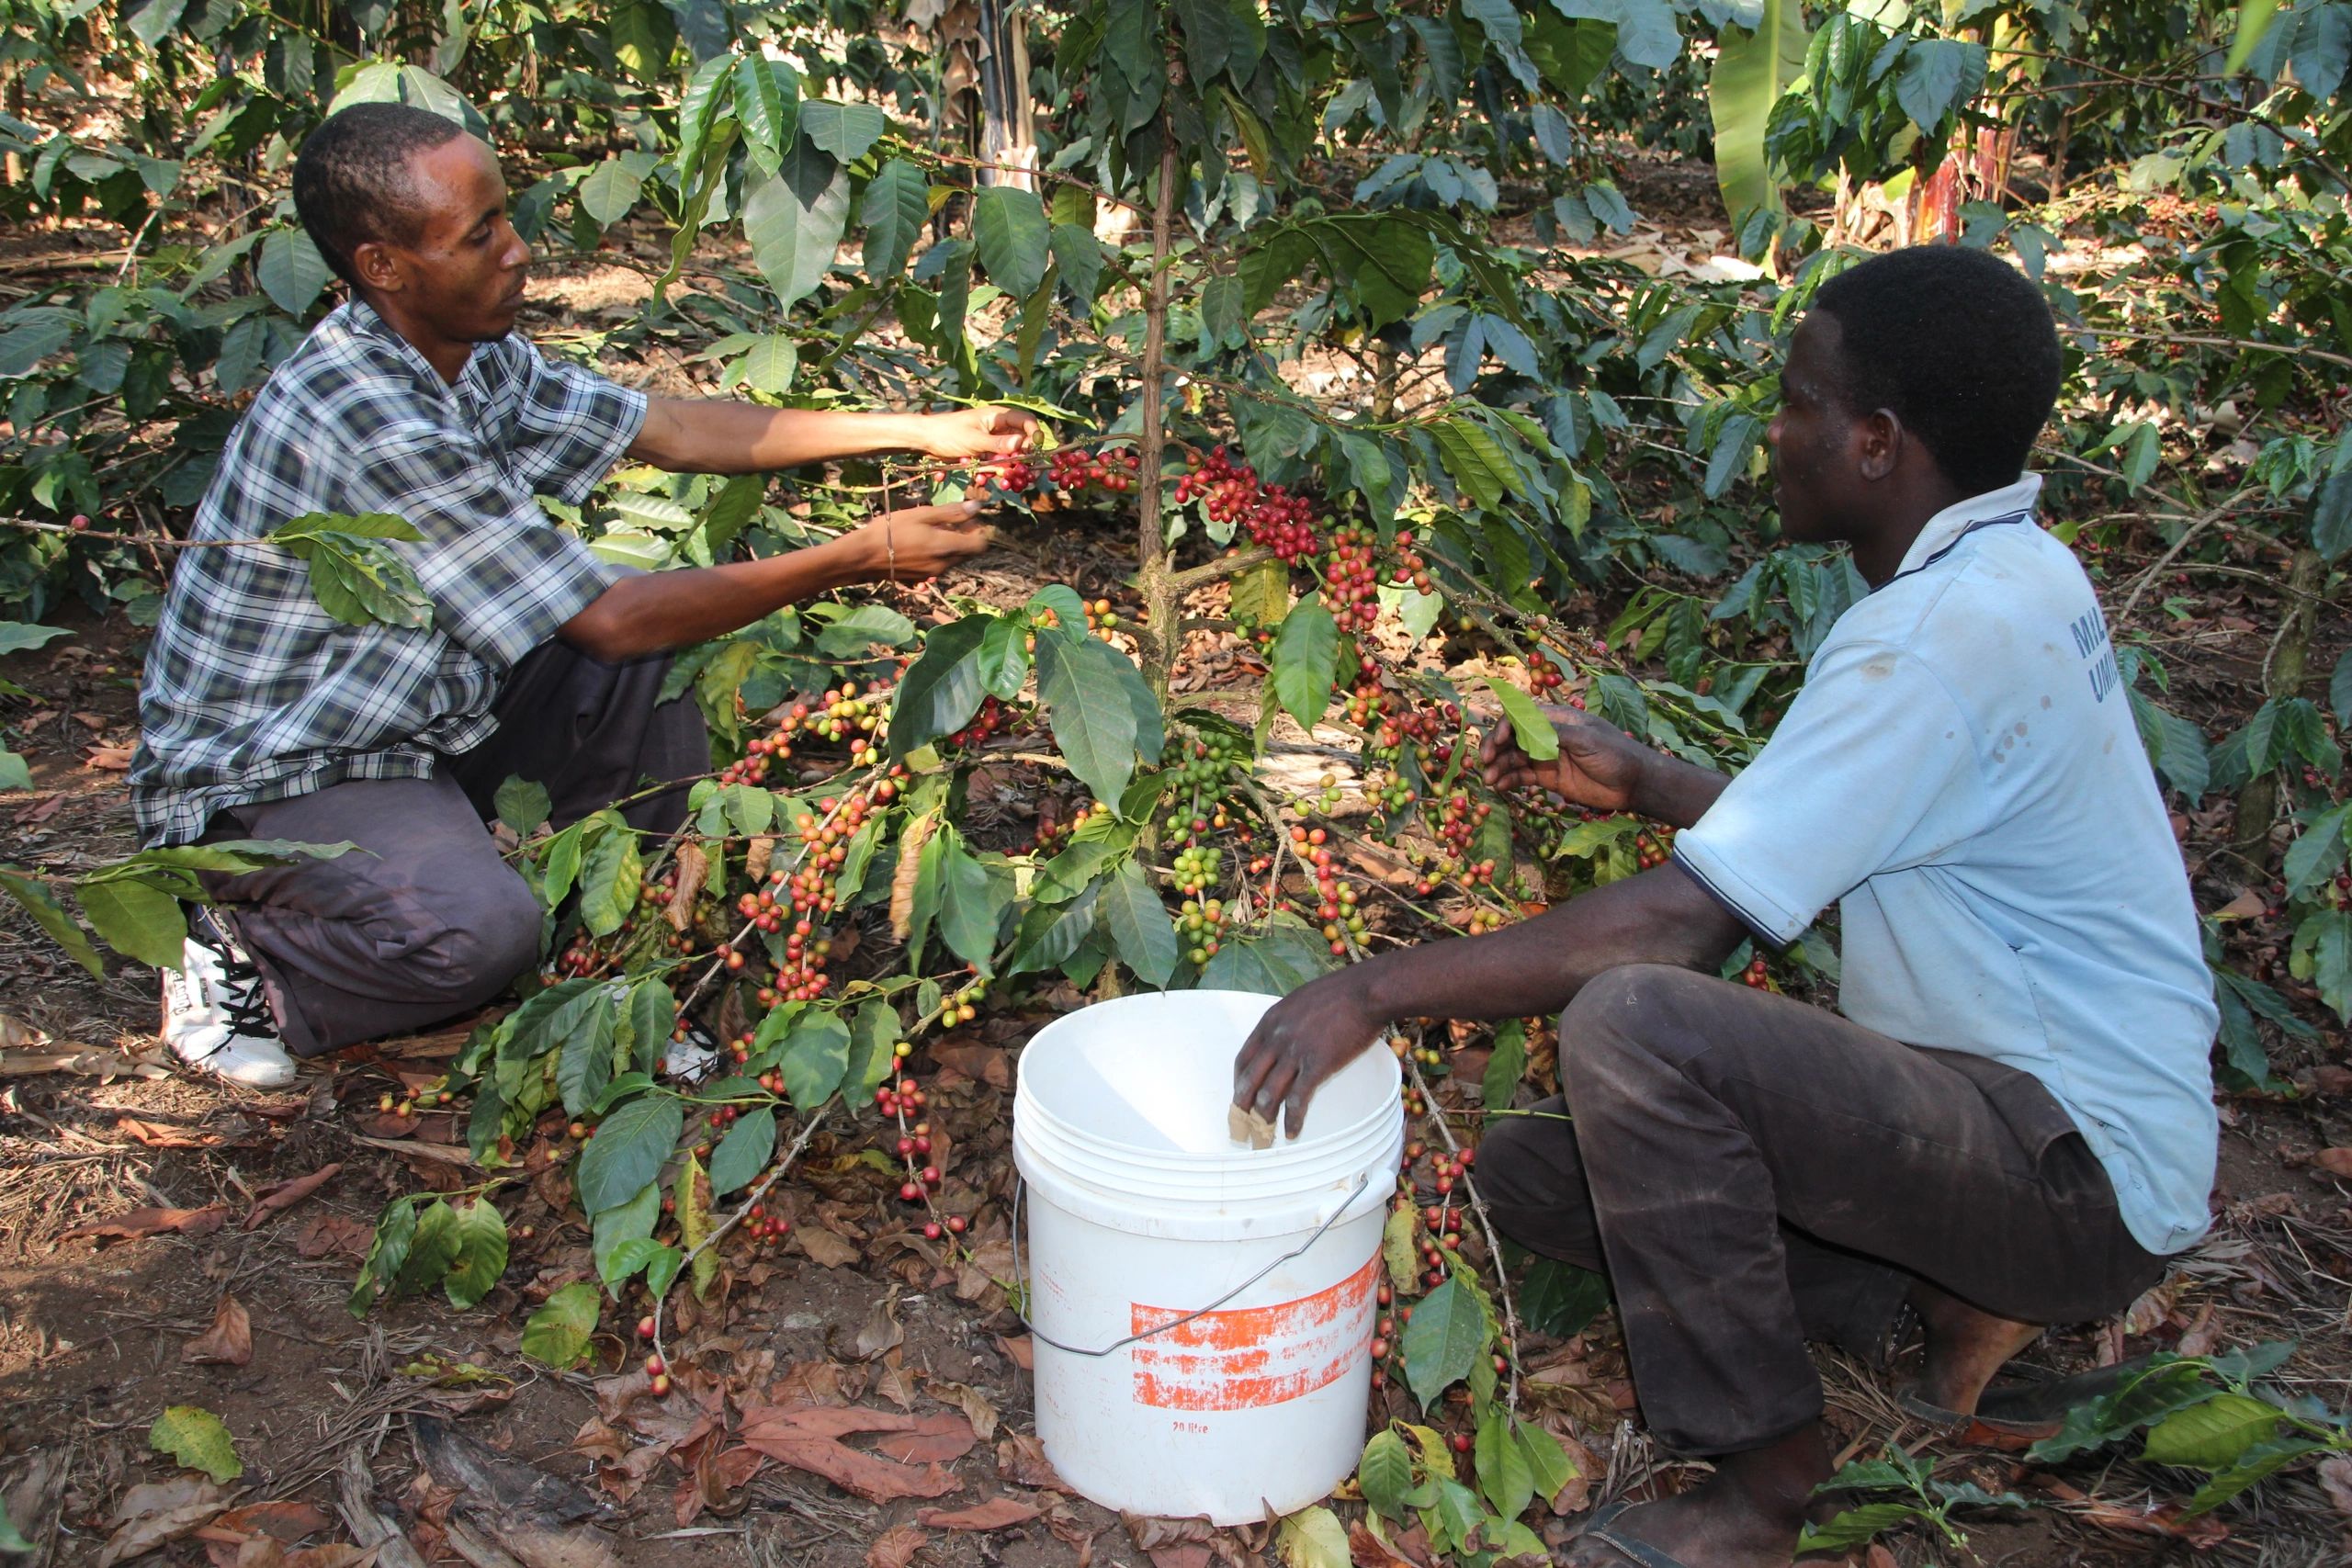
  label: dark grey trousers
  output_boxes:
[1478,964,2167,1456]
[201,641,707,1056]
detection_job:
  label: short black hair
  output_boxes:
[291,102,468,288]
[1811,245,2064,497]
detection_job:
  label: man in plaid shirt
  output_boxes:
[135,102,1035,1088]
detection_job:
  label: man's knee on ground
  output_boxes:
[413,874,542,1006]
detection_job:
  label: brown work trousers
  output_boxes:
[199,641,707,1056]
[1477,964,2172,1456]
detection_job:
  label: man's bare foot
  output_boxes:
[1558,1423,1831,1568]
[1908,1280,2043,1416]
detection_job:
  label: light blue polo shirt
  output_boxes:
[1675,475,2219,1256]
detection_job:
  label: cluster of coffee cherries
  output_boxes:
[1043,445,1141,496]
[550,860,684,977]
[945,694,1015,750]
[1633,826,1676,871]
[1276,824,1369,957]
[1032,798,1113,853]
[1159,730,1251,851]
[1323,525,1384,635]
[1386,528,1432,595]
[893,1121,947,1206]
[630,1321,676,1393]
[1423,790,1500,891]
[1084,598,1121,640]
[944,976,986,1025]
[978,457,1037,492]
[1172,842,1221,896]
[1739,955,1774,990]
[1178,446,1324,562]
[1177,897,1227,965]
[721,680,891,786]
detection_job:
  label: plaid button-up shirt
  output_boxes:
[131,299,646,846]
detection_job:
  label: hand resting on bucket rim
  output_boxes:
[1229,862,1744,1135]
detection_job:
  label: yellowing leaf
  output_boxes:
[150,1406,242,1483]
[1275,1506,1349,1568]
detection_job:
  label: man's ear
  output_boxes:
[351,238,403,296]
[1856,408,1902,482]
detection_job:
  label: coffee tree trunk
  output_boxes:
[1134,111,1182,706]
[2233,544,2325,868]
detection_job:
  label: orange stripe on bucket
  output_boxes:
[1129,1256,1378,1410]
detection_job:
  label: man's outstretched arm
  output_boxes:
[1230,865,1747,1134]
[559,502,991,662]
[628,400,1035,474]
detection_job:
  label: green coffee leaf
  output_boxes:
[1474,1405,1533,1520]
[443,1197,509,1309]
[2142,1391,2283,1469]
[888,615,990,756]
[575,1093,684,1214]
[1401,1275,1482,1409]
[1483,678,1559,761]
[779,1010,851,1108]
[1097,857,1178,987]
[520,1280,601,1370]
[1270,596,1339,729]
[709,1105,776,1198]
[1358,1428,1414,1521]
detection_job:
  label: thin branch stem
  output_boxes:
[650,1102,831,1361]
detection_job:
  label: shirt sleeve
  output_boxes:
[1672,638,1986,947]
[343,434,623,669]
[505,341,648,503]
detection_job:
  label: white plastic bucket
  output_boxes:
[1012,989,1404,1524]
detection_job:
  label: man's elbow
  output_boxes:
[557,596,651,662]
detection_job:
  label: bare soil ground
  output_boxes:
[6,158,2352,1568]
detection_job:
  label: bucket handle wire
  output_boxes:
[1009,1170,1375,1359]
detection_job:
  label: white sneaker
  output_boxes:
[162,907,298,1090]
[663,1021,719,1086]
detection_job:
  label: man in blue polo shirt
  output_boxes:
[1232,246,2216,1568]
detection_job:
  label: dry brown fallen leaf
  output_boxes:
[63,1205,229,1243]
[916,1499,1040,1532]
[184,1294,254,1366]
[1347,1520,1414,1568]
[100,1477,231,1568]
[796,1227,859,1268]
[290,1214,376,1261]
[770,1360,855,1408]
[232,1538,371,1568]
[117,1116,225,1148]
[865,1523,927,1568]
[0,1044,167,1080]
[926,1379,999,1442]
[996,1335,1034,1371]
[243,1163,342,1228]
[874,1351,918,1412]
[735,1405,966,1504]
[994,1433,1065,1491]
[2313,1147,2352,1179]
[2318,1454,2352,1544]
[211,1502,332,1542]
[855,1293,904,1359]
[0,1012,49,1049]
[84,743,134,771]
